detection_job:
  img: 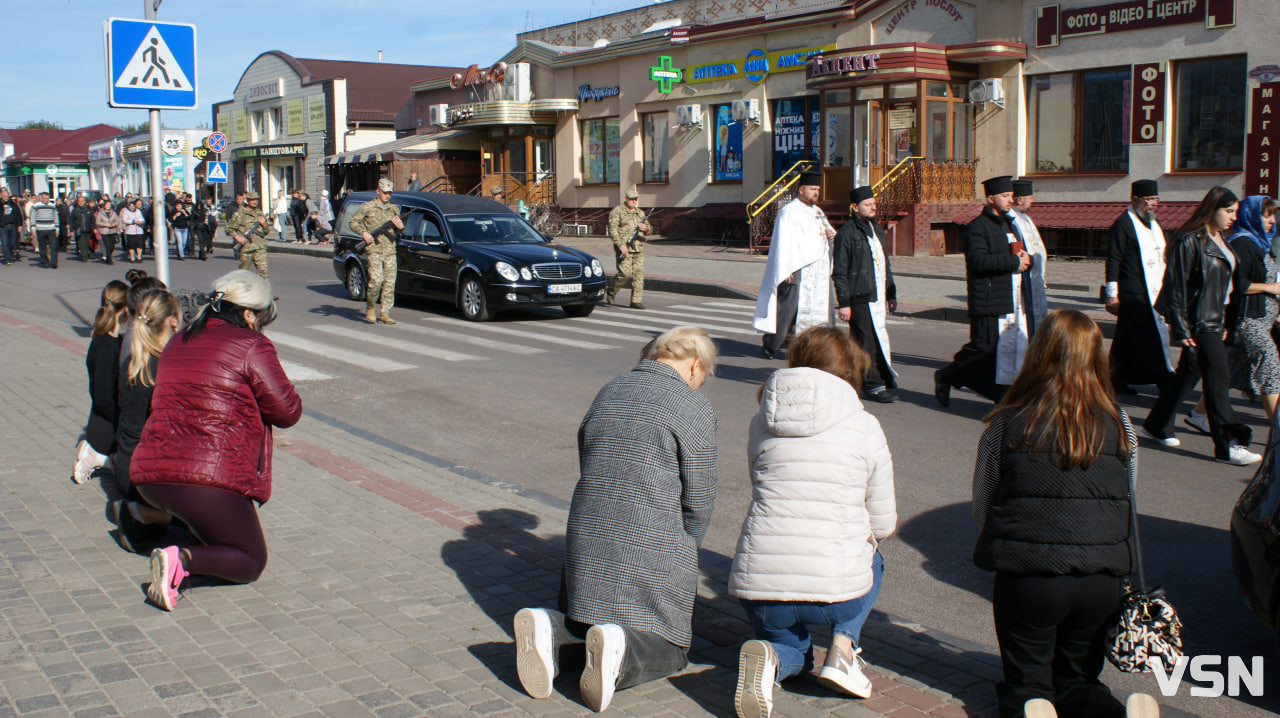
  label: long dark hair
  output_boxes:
[986,310,1129,469]
[1175,186,1239,241]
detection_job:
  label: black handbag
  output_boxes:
[1105,467,1184,672]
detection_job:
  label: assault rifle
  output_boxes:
[627,209,654,251]
[354,218,401,255]
[232,218,270,259]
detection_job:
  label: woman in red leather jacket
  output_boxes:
[130,270,302,611]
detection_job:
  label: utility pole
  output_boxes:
[146,0,169,285]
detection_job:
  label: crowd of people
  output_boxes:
[72,267,301,612]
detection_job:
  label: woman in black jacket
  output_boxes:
[1143,187,1258,465]
[973,309,1158,718]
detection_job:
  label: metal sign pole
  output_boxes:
[145,0,169,285]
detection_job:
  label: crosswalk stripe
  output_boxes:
[394,323,547,354]
[269,332,416,372]
[421,317,617,350]
[278,359,333,382]
[621,306,757,327]
[669,304,755,317]
[310,325,486,362]
[591,308,755,335]
[539,322,653,342]
[569,315,729,338]
[704,301,758,310]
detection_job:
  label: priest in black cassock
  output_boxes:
[935,175,1033,406]
[1104,179,1173,392]
[833,185,898,403]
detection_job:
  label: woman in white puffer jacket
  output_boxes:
[729,326,897,718]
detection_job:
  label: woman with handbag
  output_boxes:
[972,309,1160,718]
[1143,187,1259,465]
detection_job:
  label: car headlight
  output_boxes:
[520,266,533,281]
[590,259,603,277]
[494,261,519,282]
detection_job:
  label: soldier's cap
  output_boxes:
[490,185,504,196]
[245,191,260,200]
[377,178,394,192]
[624,188,639,200]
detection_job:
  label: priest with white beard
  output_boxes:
[753,172,836,359]
[1104,179,1174,392]
[996,178,1050,385]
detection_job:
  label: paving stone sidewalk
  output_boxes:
[0,306,1013,717]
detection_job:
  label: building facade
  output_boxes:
[88,128,210,199]
[1,125,121,197]
[211,52,460,202]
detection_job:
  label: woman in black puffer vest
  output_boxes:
[972,309,1159,718]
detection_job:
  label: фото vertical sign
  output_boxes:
[1245,82,1280,197]
[1130,62,1165,145]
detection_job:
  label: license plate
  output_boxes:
[548,283,581,294]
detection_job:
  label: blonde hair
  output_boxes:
[127,290,180,388]
[92,280,129,337]
[641,326,716,375]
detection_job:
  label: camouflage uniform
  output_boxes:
[349,198,401,319]
[228,205,268,279]
[607,204,647,304]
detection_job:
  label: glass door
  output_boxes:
[821,90,852,203]
[866,99,884,186]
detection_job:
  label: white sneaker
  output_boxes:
[1126,693,1160,718]
[72,440,105,484]
[735,640,777,718]
[1023,698,1058,717]
[514,608,558,699]
[1183,411,1211,435]
[1141,426,1181,448]
[816,646,873,698]
[581,624,625,712]
[1220,441,1262,466]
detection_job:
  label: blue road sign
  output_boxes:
[207,162,228,184]
[207,132,227,154]
[104,18,197,110]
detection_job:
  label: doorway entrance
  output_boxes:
[480,126,555,204]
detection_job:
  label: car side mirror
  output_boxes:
[542,233,553,242]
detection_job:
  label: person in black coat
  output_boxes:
[833,185,897,403]
[1145,187,1260,465]
[935,176,1032,406]
[70,196,96,262]
[289,191,308,243]
[1104,180,1173,393]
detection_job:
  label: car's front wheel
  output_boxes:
[458,275,491,321]
[346,262,366,301]
[563,303,595,318]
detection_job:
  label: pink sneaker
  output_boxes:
[147,546,188,611]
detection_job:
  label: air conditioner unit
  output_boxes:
[428,104,450,127]
[731,99,759,123]
[967,78,1005,107]
[502,62,532,103]
[676,104,703,127]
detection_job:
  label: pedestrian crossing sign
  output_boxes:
[206,162,228,183]
[104,18,197,110]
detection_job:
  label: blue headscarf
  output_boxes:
[1228,195,1276,254]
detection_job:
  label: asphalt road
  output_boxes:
[5,248,1278,717]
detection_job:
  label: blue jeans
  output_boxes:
[739,551,884,681]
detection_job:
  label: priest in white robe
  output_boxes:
[996,178,1050,385]
[753,172,835,358]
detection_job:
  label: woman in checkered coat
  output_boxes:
[514,326,719,712]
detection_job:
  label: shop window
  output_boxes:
[642,113,669,183]
[1174,55,1246,171]
[824,106,851,168]
[581,118,620,185]
[888,83,917,99]
[855,87,884,101]
[712,104,743,182]
[771,97,819,179]
[1028,68,1130,174]
[269,108,282,141]
[926,82,949,97]
[251,111,265,143]
[825,90,851,104]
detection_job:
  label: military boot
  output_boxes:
[365,308,377,324]
[377,313,396,325]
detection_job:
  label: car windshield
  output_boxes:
[446,214,546,244]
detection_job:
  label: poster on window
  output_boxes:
[772,99,809,179]
[583,122,604,184]
[605,120,621,184]
[162,155,184,194]
[714,105,743,181]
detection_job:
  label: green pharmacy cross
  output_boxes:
[649,56,683,93]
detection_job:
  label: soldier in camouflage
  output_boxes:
[228,191,270,279]
[350,178,404,325]
[607,188,650,310]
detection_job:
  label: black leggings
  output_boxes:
[1144,331,1251,458]
[136,483,267,583]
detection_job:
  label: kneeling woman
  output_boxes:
[130,270,302,610]
[729,326,897,718]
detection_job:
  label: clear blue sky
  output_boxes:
[1,0,628,131]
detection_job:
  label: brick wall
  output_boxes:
[887,201,981,256]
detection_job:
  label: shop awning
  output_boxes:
[322,130,477,166]
[950,202,1198,231]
